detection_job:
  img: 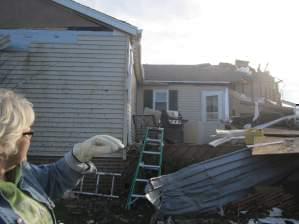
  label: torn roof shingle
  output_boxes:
[143,64,252,83]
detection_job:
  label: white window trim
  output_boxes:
[153,89,169,111]
[202,90,223,122]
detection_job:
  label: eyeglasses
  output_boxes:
[22,131,34,137]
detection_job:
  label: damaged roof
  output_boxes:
[143,64,253,83]
[52,0,141,36]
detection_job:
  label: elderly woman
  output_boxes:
[0,89,124,224]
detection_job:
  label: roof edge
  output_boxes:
[52,0,141,36]
[144,80,231,85]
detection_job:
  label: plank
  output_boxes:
[251,136,299,155]
[263,128,299,137]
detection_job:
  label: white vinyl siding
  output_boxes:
[0,31,129,156]
[141,85,227,144]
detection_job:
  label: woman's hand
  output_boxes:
[72,135,124,163]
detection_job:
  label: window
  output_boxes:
[169,90,178,111]
[143,89,178,111]
[144,89,153,109]
[206,95,219,121]
[154,90,168,111]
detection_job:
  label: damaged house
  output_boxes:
[230,60,290,125]
[140,61,291,144]
[0,0,143,166]
[0,1,291,154]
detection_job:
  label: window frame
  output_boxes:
[202,90,223,122]
[206,95,220,121]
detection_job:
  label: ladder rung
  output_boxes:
[127,127,164,210]
[146,142,162,147]
[143,150,161,155]
[136,178,149,182]
[146,138,161,143]
[148,127,163,132]
[140,163,160,170]
[131,194,146,198]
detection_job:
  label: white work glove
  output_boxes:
[72,135,124,163]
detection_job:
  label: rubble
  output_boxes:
[58,116,299,223]
[145,147,299,215]
[146,115,299,221]
[209,115,296,147]
[225,186,299,221]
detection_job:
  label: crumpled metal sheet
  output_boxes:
[145,148,299,215]
[248,217,299,224]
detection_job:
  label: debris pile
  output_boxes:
[225,186,299,222]
[145,116,299,223]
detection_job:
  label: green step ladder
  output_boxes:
[127,127,164,209]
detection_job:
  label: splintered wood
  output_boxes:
[251,128,299,155]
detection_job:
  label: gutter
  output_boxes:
[144,80,231,85]
[131,31,144,83]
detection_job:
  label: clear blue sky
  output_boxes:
[77,0,299,103]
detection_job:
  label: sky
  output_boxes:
[76,0,299,103]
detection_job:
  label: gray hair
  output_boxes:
[0,89,35,159]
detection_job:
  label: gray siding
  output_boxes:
[141,85,226,144]
[0,32,129,156]
[176,86,202,143]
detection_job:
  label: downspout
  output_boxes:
[122,39,130,160]
[127,44,133,146]
[123,36,137,159]
[224,87,230,121]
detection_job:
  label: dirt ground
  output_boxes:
[54,142,299,224]
[54,197,156,224]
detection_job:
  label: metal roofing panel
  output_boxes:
[0,35,10,50]
[146,148,299,215]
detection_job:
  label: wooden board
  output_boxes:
[263,128,299,137]
[251,136,299,155]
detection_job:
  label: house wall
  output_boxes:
[0,29,129,156]
[140,85,227,144]
[0,0,109,30]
